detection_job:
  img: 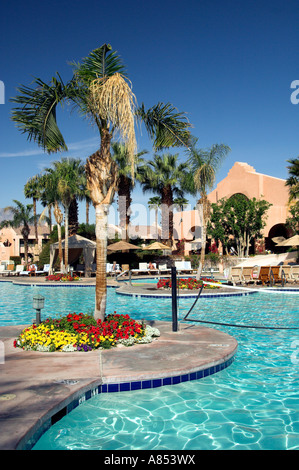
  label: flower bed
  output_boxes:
[45,274,81,282]
[157,277,221,290]
[13,312,160,352]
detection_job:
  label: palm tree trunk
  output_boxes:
[54,202,63,271]
[161,185,173,246]
[196,195,210,279]
[94,204,109,319]
[118,176,131,242]
[21,225,30,266]
[33,198,38,244]
[64,205,69,271]
[57,223,63,271]
[85,131,118,321]
[86,200,89,225]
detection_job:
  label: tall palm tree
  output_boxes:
[39,169,64,271]
[139,153,189,244]
[0,200,36,265]
[286,158,299,201]
[111,142,147,241]
[148,196,161,240]
[24,175,41,245]
[187,140,231,277]
[10,43,191,320]
[51,158,86,270]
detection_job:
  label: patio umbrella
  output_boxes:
[107,241,140,251]
[272,236,286,244]
[276,234,299,247]
[144,241,172,251]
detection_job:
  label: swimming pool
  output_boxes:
[1,282,298,450]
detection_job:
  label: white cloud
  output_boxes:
[0,136,99,159]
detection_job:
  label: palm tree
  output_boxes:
[148,196,161,240]
[24,175,41,245]
[187,140,231,277]
[286,158,299,201]
[11,43,191,320]
[39,169,64,271]
[111,142,147,241]
[0,200,36,265]
[139,153,189,244]
[50,158,86,270]
[173,196,189,211]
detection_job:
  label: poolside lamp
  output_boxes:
[33,294,45,325]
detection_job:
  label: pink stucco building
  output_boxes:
[173,161,291,254]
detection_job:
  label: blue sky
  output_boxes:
[0,0,299,226]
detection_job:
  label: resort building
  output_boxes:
[173,161,290,255]
[0,225,50,263]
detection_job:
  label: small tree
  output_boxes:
[208,194,272,257]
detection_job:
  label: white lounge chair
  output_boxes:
[174,261,194,275]
[228,266,244,286]
[8,264,24,276]
[19,264,37,276]
[158,264,171,275]
[242,266,260,285]
[290,265,299,283]
[35,264,50,275]
[106,262,121,276]
[131,262,150,275]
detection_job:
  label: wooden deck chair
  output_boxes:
[258,266,271,286]
[280,265,294,284]
[229,266,244,286]
[290,265,299,283]
[269,266,285,285]
[242,267,256,285]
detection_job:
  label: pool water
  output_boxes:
[0,282,298,450]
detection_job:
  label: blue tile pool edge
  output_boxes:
[18,353,236,450]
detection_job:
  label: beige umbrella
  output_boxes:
[272,236,286,244]
[107,241,140,252]
[144,241,172,251]
[276,234,299,247]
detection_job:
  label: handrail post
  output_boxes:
[171,267,178,332]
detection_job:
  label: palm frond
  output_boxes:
[10,75,71,153]
[137,102,191,150]
[71,44,126,84]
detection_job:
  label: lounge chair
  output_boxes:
[242,266,260,285]
[269,266,285,285]
[158,264,171,275]
[19,264,37,276]
[228,266,244,286]
[1,263,16,276]
[131,263,150,275]
[106,263,121,276]
[35,264,50,276]
[280,265,294,284]
[258,266,271,286]
[8,264,24,276]
[147,262,159,274]
[290,265,299,283]
[174,261,194,275]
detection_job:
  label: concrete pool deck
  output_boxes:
[0,320,237,450]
